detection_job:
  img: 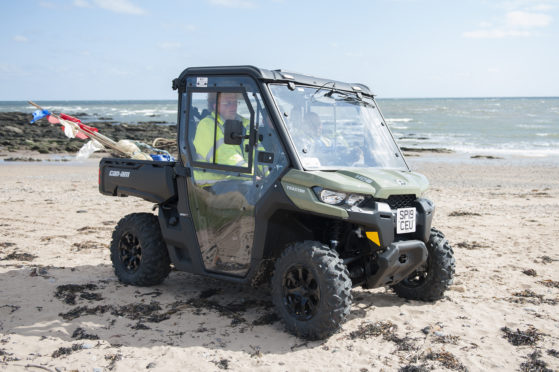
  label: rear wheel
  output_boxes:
[392,228,455,301]
[110,213,171,286]
[271,241,352,340]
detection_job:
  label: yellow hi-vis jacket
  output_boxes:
[193,112,250,186]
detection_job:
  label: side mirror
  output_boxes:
[224,119,244,145]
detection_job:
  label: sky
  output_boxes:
[1,0,558,100]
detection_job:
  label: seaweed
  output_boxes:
[1,251,37,261]
[522,269,537,277]
[399,365,429,372]
[538,280,559,289]
[433,333,460,345]
[111,301,168,323]
[501,326,542,346]
[72,327,99,340]
[510,290,558,306]
[51,344,83,358]
[520,350,552,372]
[59,305,112,320]
[131,323,150,330]
[547,349,559,358]
[539,256,557,264]
[425,351,468,371]
[455,241,488,250]
[349,321,397,340]
[55,284,99,305]
[449,211,481,217]
[105,353,122,370]
[213,359,230,370]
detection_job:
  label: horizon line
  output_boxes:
[1,95,559,102]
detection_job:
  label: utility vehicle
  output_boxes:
[99,66,455,339]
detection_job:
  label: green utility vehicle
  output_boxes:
[99,66,455,339]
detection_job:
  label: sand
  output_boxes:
[0,155,558,371]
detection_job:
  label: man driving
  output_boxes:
[193,92,249,168]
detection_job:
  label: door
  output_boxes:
[182,75,288,276]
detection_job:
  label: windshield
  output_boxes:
[268,84,408,170]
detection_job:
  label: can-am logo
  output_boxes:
[109,170,130,178]
[395,179,407,186]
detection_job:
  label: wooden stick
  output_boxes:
[27,101,130,156]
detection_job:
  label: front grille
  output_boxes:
[385,194,416,209]
[360,194,416,210]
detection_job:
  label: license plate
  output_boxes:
[397,207,416,234]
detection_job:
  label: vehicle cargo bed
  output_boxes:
[99,158,177,204]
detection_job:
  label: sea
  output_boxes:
[1,97,558,164]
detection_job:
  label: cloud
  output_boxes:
[506,10,552,27]
[91,0,146,14]
[463,3,553,38]
[529,4,555,11]
[208,0,255,9]
[13,35,29,43]
[73,0,92,8]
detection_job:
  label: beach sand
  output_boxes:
[1,155,558,371]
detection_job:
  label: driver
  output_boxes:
[193,92,249,167]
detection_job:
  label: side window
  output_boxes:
[187,89,254,173]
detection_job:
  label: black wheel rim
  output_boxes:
[282,265,320,321]
[119,232,142,273]
[401,261,429,287]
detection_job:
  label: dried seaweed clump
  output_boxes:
[501,326,542,346]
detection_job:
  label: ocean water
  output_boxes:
[2,97,558,161]
[379,97,559,160]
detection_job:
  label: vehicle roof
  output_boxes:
[178,65,374,96]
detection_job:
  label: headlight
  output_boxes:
[346,194,366,206]
[314,188,367,207]
[318,189,347,205]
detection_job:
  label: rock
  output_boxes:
[471,155,503,160]
[5,126,23,135]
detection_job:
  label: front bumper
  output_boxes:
[346,197,435,248]
[364,239,428,288]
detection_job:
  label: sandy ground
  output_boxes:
[0,155,558,372]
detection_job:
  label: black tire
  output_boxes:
[271,241,352,340]
[392,228,455,301]
[110,213,171,286]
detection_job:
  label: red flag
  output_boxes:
[75,132,89,140]
[60,113,81,123]
[57,113,98,140]
[47,115,60,124]
[78,122,98,134]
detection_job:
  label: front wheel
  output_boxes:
[110,213,171,286]
[271,241,352,340]
[392,228,455,301]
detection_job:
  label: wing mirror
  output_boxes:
[224,119,244,145]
